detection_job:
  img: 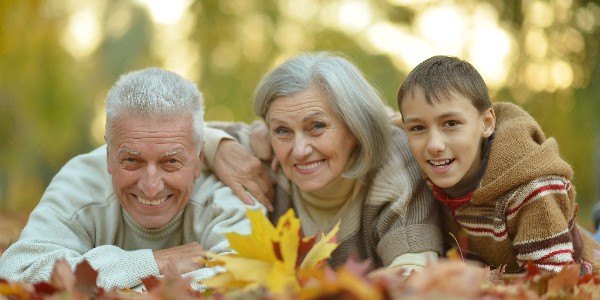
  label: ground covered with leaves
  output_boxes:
[1,258,599,299]
[1,209,599,299]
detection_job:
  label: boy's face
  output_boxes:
[401,87,495,188]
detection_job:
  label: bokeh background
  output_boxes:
[1,0,600,239]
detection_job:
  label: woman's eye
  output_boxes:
[409,125,425,132]
[273,127,290,135]
[311,122,326,130]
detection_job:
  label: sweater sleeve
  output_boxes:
[366,128,443,266]
[0,147,160,290]
[203,126,236,169]
[183,172,266,290]
[0,206,159,290]
[507,175,579,272]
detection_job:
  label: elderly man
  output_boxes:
[0,68,267,290]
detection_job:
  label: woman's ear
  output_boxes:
[482,107,496,138]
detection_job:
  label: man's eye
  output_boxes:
[166,158,179,164]
[124,157,137,163]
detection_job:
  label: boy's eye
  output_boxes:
[444,120,460,127]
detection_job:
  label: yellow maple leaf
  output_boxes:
[224,209,277,261]
[299,221,339,277]
[274,209,301,273]
[201,208,339,295]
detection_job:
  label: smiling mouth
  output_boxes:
[296,160,324,170]
[137,196,168,206]
[427,159,454,168]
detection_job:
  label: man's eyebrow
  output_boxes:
[161,148,184,157]
[118,147,142,156]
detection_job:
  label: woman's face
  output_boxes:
[267,85,357,192]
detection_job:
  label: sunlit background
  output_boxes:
[1,0,600,228]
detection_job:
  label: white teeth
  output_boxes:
[138,197,167,206]
[429,159,452,167]
[296,161,322,170]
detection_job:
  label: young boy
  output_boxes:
[396,55,599,274]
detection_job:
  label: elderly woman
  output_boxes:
[211,52,442,272]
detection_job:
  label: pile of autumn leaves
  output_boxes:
[2,209,600,299]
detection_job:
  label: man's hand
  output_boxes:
[367,265,415,281]
[153,242,205,275]
[212,139,275,211]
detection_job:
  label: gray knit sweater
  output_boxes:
[210,122,443,269]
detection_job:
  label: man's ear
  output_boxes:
[482,107,496,138]
[106,145,113,174]
[195,151,204,178]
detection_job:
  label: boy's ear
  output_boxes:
[482,107,496,138]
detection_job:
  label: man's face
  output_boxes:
[107,113,202,229]
[401,86,495,188]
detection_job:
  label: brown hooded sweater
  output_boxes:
[438,102,600,274]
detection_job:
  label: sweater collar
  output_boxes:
[430,132,495,210]
[122,208,184,240]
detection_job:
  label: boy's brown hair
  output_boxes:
[397,55,492,114]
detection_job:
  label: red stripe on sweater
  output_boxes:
[507,183,567,216]
[460,224,507,238]
[534,248,574,262]
[519,249,575,269]
[527,261,570,267]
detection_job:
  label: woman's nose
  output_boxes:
[292,134,312,159]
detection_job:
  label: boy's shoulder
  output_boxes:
[493,102,534,121]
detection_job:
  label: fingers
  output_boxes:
[236,174,274,212]
[230,183,255,206]
[246,187,271,211]
[271,156,280,172]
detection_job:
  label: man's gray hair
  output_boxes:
[254,52,391,179]
[104,68,205,151]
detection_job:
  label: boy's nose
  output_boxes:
[426,133,445,153]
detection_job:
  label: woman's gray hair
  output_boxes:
[254,52,391,179]
[104,68,205,152]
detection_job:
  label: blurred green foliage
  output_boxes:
[0,0,599,229]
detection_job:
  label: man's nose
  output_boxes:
[138,164,164,198]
